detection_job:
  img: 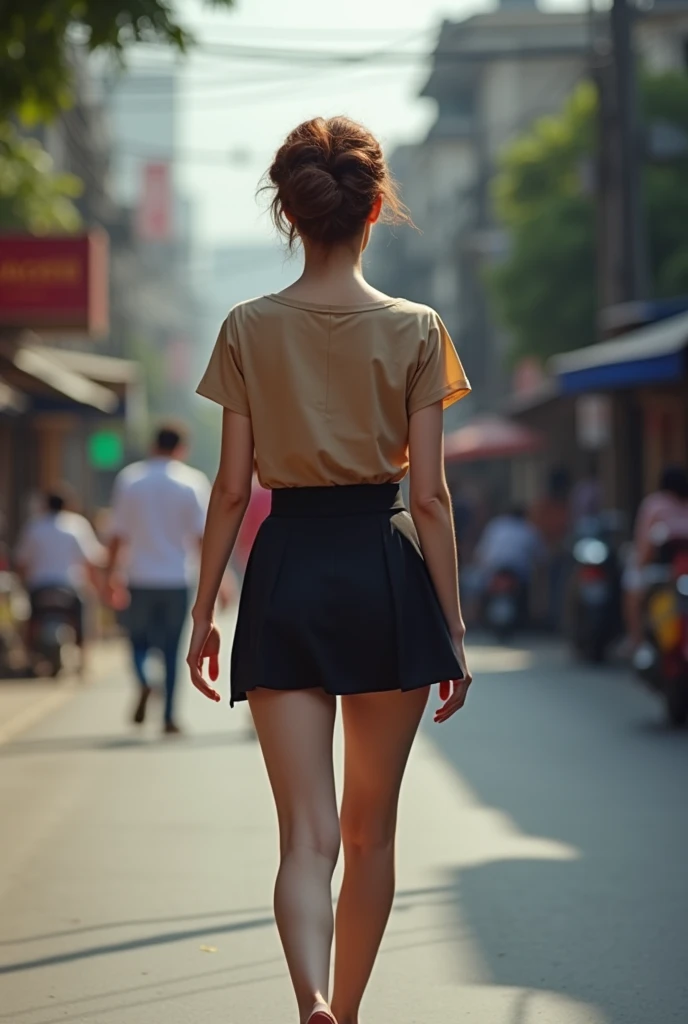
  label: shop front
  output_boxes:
[0,233,142,543]
[551,311,688,524]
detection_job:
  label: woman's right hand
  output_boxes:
[434,634,473,724]
[187,616,222,703]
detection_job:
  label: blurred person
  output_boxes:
[233,472,272,578]
[15,488,104,673]
[571,453,603,527]
[188,117,472,1024]
[229,473,270,741]
[0,511,9,572]
[105,424,212,735]
[623,465,688,648]
[530,466,572,629]
[474,504,545,589]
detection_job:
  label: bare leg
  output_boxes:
[248,687,340,1023]
[332,687,430,1024]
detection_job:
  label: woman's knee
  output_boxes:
[339,801,396,856]
[281,813,341,865]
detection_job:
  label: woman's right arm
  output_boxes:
[187,409,254,702]
[409,402,472,722]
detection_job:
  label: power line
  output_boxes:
[112,70,590,170]
[115,29,435,94]
[153,41,433,65]
[186,25,432,39]
[183,39,583,66]
[109,63,408,108]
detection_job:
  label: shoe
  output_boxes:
[133,686,151,724]
[163,721,183,736]
[306,1005,337,1024]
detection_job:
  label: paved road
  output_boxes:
[1,628,687,1024]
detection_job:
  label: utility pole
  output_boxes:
[597,0,648,317]
[611,0,647,303]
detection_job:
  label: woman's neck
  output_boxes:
[279,238,391,305]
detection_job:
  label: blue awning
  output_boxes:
[550,311,688,394]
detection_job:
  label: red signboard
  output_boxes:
[136,162,173,242]
[0,232,109,335]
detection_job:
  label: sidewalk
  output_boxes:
[0,638,128,745]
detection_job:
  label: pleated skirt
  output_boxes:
[229,483,462,706]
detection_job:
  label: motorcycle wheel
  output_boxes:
[665,680,688,727]
[583,637,607,664]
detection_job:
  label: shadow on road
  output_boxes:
[0,729,255,758]
[0,912,276,975]
[0,883,446,955]
[428,641,688,1024]
[0,898,451,1022]
[0,904,276,948]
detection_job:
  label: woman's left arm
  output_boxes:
[187,409,254,702]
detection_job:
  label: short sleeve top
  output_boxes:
[196,294,470,489]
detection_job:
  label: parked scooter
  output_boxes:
[0,571,28,676]
[28,586,80,678]
[482,568,524,642]
[634,528,688,726]
[567,512,623,662]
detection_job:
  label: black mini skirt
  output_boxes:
[229,483,462,706]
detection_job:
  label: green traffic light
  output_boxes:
[88,430,123,470]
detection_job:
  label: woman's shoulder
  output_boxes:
[225,295,279,326]
[383,301,451,344]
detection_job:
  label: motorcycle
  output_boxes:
[567,512,623,663]
[634,530,688,726]
[0,571,28,676]
[482,568,524,641]
[28,586,80,678]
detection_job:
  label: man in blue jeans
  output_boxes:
[106,425,211,734]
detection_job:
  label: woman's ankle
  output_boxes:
[302,994,333,1023]
[330,1004,357,1024]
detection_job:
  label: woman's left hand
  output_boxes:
[434,634,473,723]
[187,617,222,702]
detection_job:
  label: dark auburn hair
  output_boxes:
[264,116,410,247]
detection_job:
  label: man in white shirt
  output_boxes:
[15,490,104,668]
[106,425,211,734]
[475,506,546,586]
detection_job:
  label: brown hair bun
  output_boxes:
[264,116,410,247]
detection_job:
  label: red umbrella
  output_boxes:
[444,415,545,464]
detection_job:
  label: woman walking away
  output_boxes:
[189,116,473,1024]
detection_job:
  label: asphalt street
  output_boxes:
[1,625,687,1024]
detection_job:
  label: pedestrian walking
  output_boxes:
[105,424,211,734]
[189,116,473,1024]
[233,473,271,579]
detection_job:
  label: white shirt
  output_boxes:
[109,458,210,587]
[17,512,103,592]
[475,515,545,579]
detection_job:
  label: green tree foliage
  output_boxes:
[0,1,233,122]
[490,74,688,362]
[0,121,83,232]
[0,1,233,233]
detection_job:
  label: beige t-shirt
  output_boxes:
[196,294,470,489]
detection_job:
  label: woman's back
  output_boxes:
[197,294,469,489]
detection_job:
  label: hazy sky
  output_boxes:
[126,0,584,246]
